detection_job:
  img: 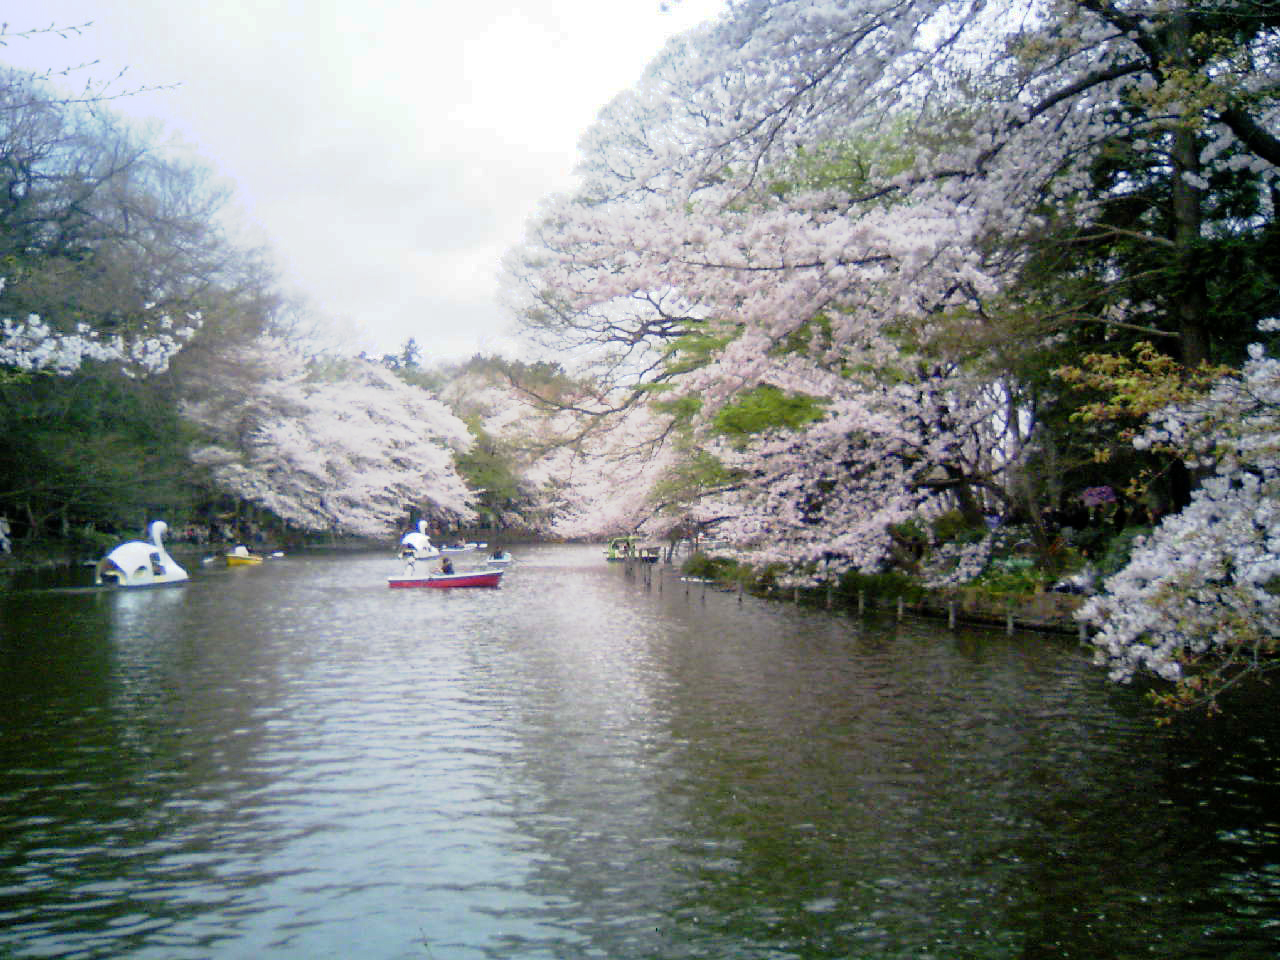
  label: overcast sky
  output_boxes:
[2,1,725,361]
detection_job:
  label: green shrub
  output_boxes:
[1070,524,1111,561]
[70,527,121,556]
[930,509,985,545]
[682,551,743,582]
[972,557,1050,596]
[889,518,927,547]
[837,569,927,603]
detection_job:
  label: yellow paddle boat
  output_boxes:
[225,544,264,567]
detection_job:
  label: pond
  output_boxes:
[1,543,1277,959]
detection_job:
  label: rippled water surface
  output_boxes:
[2,544,1278,959]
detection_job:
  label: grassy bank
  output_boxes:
[679,551,1088,636]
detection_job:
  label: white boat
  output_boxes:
[398,520,440,560]
[94,521,190,587]
[485,550,514,566]
[440,540,487,554]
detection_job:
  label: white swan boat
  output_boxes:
[398,520,440,561]
[95,521,190,587]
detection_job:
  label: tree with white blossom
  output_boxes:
[183,337,476,538]
[0,296,198,378]
[500,2,1090,568]
[1078,320,1280,713]
[527,397,686,541]
[418,355,589,531]
[503,0,1280,682]
[0,64,238,380]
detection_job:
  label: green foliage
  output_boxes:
[649,391,702,425]
[0,366,195,534]
[650,448,735,510]
[771,313,835,358]
[971,557,1051,596]
[1057,343,1233,431]
[930,509,985,545]
[1070,523,1112,562]
[0,68,290,540]
[887,517,928,560]
[767,125,918,199]
[1096,526,1153,578]
[682,550,743,582]
[837,569,927,603]
[453,422,523,522]
[68,524,125,556]
[411,353,583,406]
[711,385,825,443]
[661,327,738,377]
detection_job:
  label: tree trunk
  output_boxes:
[943,464,987,528]
[1167,14,1210,367]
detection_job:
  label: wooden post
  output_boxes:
[737,581,743,604]
[858,591,865,615]
[948,602,957,630]
[896,596,903,622]
[826,584,833,610]
[1006,609,1014,636]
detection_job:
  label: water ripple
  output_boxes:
[2,545,1278,958]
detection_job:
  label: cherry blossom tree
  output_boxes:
[183,337,476,538]
[526,397,687,541]
[1,297,198,377]
[1080,320,1280,713]
[413,355,611,532]
[505,2,1022,568]
[504,0,1279,582]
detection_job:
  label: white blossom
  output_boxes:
[1080,328,1280,687]
[181,336,476,537]
[1,305,199,377]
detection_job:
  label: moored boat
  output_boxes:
[386,569,504,589]
[604,535,660,563]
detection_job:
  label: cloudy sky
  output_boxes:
[2,1,725,361]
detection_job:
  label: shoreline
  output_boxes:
[5,540,1089,638]
[622,559,1089,638]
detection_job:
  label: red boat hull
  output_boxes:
[387,570,503,589]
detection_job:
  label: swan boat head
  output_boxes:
[398,521,438,559]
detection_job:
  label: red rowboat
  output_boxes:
[386,569,504,589]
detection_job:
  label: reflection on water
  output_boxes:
[1,544,1277,959]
